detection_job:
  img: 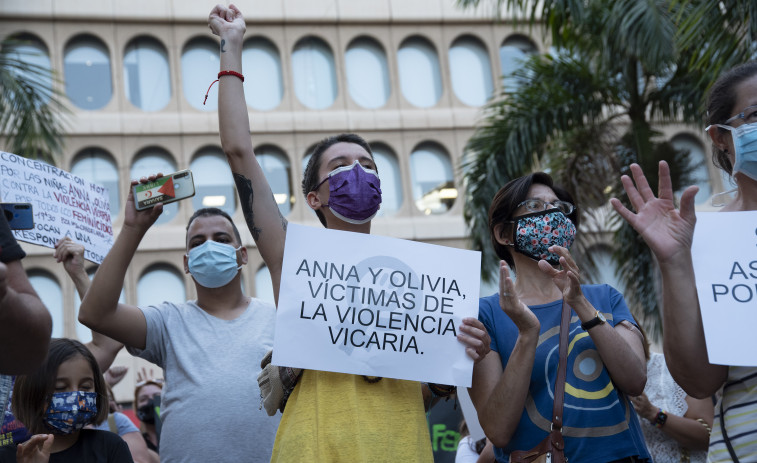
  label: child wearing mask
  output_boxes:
[0,338,132,462]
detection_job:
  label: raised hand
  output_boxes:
[208,3,245,39]
[458,318,491,363]
[124,176,164,233]
[610,161,699,264]
[537,245,585,307]
[54,237,86,277]
[499,260,539,334]
[16,434,53,463]
[105,365,129,387]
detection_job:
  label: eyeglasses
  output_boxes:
[516,198,574,215]
[724,104,757,126]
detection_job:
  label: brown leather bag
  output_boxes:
[509,299,570,463]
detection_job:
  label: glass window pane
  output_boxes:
[345,37,390,109]
[64,35,112,110]
[242,38,283,111]
[130,148,178,224]
[292,37,337,110]
[671,134,711,204]
[257,145,293,216]
[124,36,171,111]
[255,265,275,306]
[28,270,64,338]
[398,37,442,108]
[499,35,537,92]
[410,143,456,214]
[370,143,402,216]
[138,265,185,307]
[190,146,236,216]
[449,36,493,106]
[6,35,53,105]
[71,148,120,217]
[74,268,125,343]
[182,38,219,111]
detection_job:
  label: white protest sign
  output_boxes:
[272,223,481,386]
[0,151,113,264]
[692,211,757,366]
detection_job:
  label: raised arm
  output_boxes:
[469,261,540,448]
[54,237,124,371]
[208,4,287,303]
[78,179,163,350]
[610,161,728,398]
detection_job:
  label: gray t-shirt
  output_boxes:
[127,299,279,463]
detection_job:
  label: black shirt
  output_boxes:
[0,429,133,462]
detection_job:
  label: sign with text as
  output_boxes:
[692,211,757,366]
[0,151,113,264]
[272,223,481,386]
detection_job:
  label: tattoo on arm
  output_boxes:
[233,173,262,241]
[221,39,226,53]
[270,192,288,232]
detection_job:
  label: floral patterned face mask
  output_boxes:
[505,209,576,265]
[44,390,98,434]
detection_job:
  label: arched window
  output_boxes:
[499,35,538,92]
[5,34,53,105]
[292,37,338,109]
[256,145,293,216]
[71,148,120,218]
[671,133,711,204]
[190,146,236,216]
[345,37,390,109]
[255,265,275,306]
[124,36,171,111]
[370,143,403,216]
[27,270,64,338]
[449,36,493,106]
[182,38,219,111]
[410,142,456,214]
[130,147,178,224]
[242,38,283,111]
[397,37,442,108]
[138,264,185,307]
[64,35,112,110]
[74,268,125,343]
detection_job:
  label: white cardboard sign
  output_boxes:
[692,211,757,366]
[272,223,481,387]
[0,151,113,264]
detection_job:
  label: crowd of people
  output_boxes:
[0,3,755,462]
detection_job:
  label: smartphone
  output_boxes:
[133,170,196,210]
[1,203,34,230]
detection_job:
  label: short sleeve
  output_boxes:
[606,285,635,327]
[126,303,168,368]
[112,412,139,436]
[478,294,500,353]
[0,214,25,263]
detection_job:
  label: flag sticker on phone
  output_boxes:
[135,176,177,209]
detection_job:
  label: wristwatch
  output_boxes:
[581,310,606,331]
[654,409,668,428]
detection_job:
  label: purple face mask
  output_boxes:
[316,160,382,224]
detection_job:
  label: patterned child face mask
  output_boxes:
[505,209,577,265]
[44,390,98,434]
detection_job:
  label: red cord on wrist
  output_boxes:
[203,71,245,105]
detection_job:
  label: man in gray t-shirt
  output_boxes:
[79,196,279,463]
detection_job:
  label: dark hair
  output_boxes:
[12,338,109,434]
[301,133,374,227]
[186,207,241,245]
[706,61,757,174]
[488,172,579,271]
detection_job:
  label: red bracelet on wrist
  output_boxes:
[203,70,245,105]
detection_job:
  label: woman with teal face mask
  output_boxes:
[470,172,651,463]
[612,61,757,462]
[0,338,132,462]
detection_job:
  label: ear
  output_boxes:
[306,190,322,211]
[238,246,248,266]
[707,125,731,152]
[493,223,513,246]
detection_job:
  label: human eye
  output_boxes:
[554,201,574,214]
[745,106,757,124]
[523,199,544,212]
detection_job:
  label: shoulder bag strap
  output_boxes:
[720,397,740,462]
[551,299,571,431]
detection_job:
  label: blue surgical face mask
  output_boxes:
[709,122,757,181]
[186,240,243,288]
[44,391,98,435]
